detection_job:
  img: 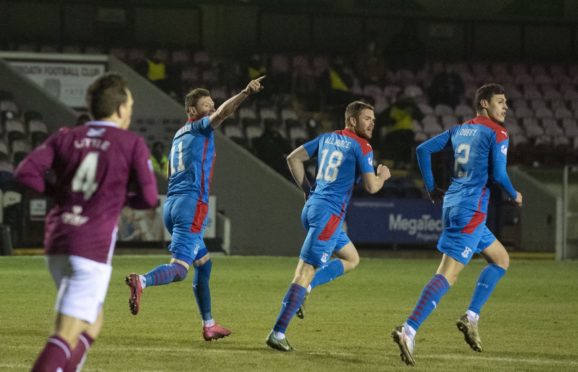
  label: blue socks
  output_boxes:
[193,260,213,322]
[468,263,506,315]
[310,259,345,289]
[144,263,188,287]
[273,284,307,334]
[407,274,450,331]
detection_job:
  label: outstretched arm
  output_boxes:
[209,76,265,129]
[286,145,312,198]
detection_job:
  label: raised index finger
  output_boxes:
[254,75,266,82]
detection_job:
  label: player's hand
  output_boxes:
[514,191,523,207]
[243,75,266,95]
[428,187,445,204]
[377,164,391,181]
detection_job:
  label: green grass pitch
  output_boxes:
[1,255,577,371]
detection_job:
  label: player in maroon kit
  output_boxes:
[15,72,158,372]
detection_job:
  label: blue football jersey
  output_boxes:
[417,115,517,213]
[303,129,375,214]
[167,116,215,202]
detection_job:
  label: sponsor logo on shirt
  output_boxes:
[501,144,508,156]
[61,205,89,226]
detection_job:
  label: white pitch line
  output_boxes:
[5,345,578,368]
[417,353,578,367]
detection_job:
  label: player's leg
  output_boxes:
[469,232,509,316]
[34,255,110,371]
[458,230,508,352]
[192,248,231,341]
[64,310,102,372]
[267,258,316,351]
[296,234,355,319]
[393,206,477,365]
[309,233,357,290]
[267,204,333,351]
[126,197,192,315]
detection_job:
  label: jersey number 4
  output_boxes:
[72,151,99,200]
[317,149,343,182]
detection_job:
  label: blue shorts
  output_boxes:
[299,203,351,267]
[163,196,209,265]
[437,206,496,265]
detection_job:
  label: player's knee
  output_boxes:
[495,255,509,270]
[172,263,189,282]
[343,256,360,272]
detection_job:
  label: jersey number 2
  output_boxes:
[454,143,470,178]
[317,149,343,182]
[72,151,99,200]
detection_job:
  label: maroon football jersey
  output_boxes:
[15,121,158,263]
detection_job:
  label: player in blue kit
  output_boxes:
[266,101,391,352]
[392,84,523,366]
[126,76,265,341]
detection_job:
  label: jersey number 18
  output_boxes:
[317,149,343,182]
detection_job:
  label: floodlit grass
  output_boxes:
[1,255,577,371]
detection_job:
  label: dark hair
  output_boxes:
[474,83,506,112]
[86,72,129,120]
[345,100,374,125]
[185,88,210,114]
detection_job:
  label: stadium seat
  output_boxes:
[534,106,554,119]
[311,55,328,77]
[383,84,402,99]
[0,100,19,118]
[109,47,127,60]
[441,115,459,130]
[245,125,263,143]
[434,104,453,116]
[259,106,278,123]
[421,115,443,136]
[454,104,474,119]
[10,139,31,165]
[417,102,434,116]
[5,119,26,144]
[223,121,245,140]
[28,120,48,146]
[171,49,191,65]
[504,117,522,136]
[403,85,424,100]
[521,117,544,138]
[0,140,8,158]
[288,127,308,147]
[541,118,563,136]
[270,54,290,74]
[193,50,211,66]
